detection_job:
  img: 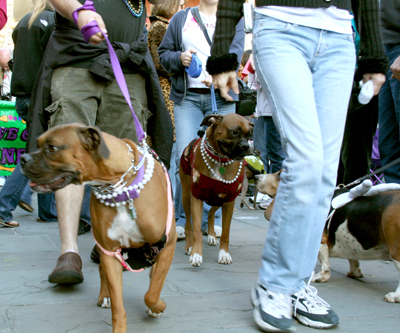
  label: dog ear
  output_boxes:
[276,169,283,180]
[77,126,110,159]
[200,114,224,127]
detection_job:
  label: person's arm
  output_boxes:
[49,0,107,44]
[206,0,244,100]
[356,0,389,95]
[158,12,186,74]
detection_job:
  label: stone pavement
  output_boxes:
[1,194,399,333]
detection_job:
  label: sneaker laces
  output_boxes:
[293,272,330,316]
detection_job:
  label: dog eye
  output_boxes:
[231,130,239,136]
[48,145,58,153]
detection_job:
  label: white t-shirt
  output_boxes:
[255,6,352,34]
[182,10,216,88]
[1,69,11,95]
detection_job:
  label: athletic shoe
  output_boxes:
[259,196,273,210]
[201,225,222,238]
[292,278,339,329]
[176,226,186,239]
[251,283,295,332]
[249,193,268,204]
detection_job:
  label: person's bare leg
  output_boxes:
[48,184,85,284]
[57,184,84,254]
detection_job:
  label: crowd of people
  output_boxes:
[0,0,398,332]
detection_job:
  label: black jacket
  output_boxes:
[11,9,55,97]
[381,0,400,45]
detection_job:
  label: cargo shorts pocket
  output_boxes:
[45,99,64,129]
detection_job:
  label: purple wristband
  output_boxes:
[72,0,96,26]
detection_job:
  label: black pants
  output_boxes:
[337,89,379,186]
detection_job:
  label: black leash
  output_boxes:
[343,156,400,189]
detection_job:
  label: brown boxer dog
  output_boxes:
[180,114,253,267]
[20,123,176,333]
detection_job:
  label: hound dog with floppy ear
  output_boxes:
[20,123,177,333]
[256,171,400,303]
[180,113,253,267]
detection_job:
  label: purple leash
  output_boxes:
[72,0,146,143]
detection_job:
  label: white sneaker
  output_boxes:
[214,226,222,238]
[176,226,185,240]
[201,226,222,238]
[249,193,267,204]
[292,276,339,329]
[251,284,295,332]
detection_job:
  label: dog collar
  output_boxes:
[92,145,154,211]
[200,135,243,184]
[201,134,233,165]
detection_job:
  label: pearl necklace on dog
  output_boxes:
[200,134,242,184]
[92,144,154,209]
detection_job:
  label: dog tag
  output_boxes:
[218,166,226,174]
[129,207,137,220]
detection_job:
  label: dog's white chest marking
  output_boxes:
[329,220,388,260]
[108,206,144,247]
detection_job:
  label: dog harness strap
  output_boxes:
[72,0,146,143]
[92,168,173,272]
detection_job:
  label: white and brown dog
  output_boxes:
[180,114,253,267]
[21,123,177,332]
[257,171,400,303]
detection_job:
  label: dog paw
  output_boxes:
[146,307,163,318]
[384,292,400,303]
[98,297,111,308]
[185,246,192,255]
[208,235,219,246]
[347,269,364,279]
[190,253,203,266]
[312,272,329,283]
[218,250,232,265]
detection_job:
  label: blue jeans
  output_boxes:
[378,44,400,184]
[174,90,236,229]
[253,116,285,173]
[0,163,58,222]
[14,97,33,205]
[253,14,355,294]
[0,164,91,223]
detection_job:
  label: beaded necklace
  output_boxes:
[121,0,144,17]
[92,144,154,211]
[200,135,242,184]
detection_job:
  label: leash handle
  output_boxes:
[72,1,146,143]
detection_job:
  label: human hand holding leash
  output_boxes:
[362,73,385,96]
[75,10,107,44]
[50,0,107,45]
[212,71,239,101]
[180,49,196,67]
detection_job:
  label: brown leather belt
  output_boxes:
[188,88,211,94]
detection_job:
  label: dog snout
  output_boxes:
[20,154,33,166]
[255,174,262,181]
